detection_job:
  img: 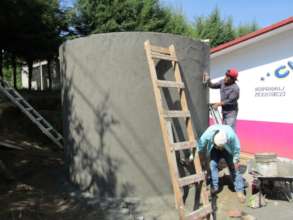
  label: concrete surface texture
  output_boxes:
[59,32,209,216]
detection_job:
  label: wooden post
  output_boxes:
[28,60,33,90]
[12,54,17,89]
[0,49,3,79]
[47,58,52,90]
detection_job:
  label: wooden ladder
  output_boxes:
[144,40,213,220]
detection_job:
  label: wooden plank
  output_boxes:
[186,204,213,220]
[171,141,196,151]
[151,52,178,61]
[178,173,205,187]
[162,110,190,118]
[156,80,185,88]
[150,45,171,54]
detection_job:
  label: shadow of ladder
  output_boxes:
[144,40,213,220]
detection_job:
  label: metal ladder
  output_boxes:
[208,104,222,125]
[0,78,63,150]
[144,40,213,220]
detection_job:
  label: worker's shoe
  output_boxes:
[236,192,246,203]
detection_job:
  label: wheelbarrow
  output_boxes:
[248,158,293,207]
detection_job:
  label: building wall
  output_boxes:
[21,66,29,89]
[59,32,209,210]
[210,28,293,159]
[21,60,61,90]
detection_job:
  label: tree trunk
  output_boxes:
[47,58,52,90]
[0,49,3,79]
[12,54,17,88]
[0,160,15,181]
[28,60,33,90]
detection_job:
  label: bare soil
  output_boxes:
[0,91,107,220]
[1,90,292,220]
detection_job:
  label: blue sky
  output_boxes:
[161,0,292,27]
[63,0,292,28]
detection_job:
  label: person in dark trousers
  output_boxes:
[204,68,239,130]
[197,124,245,203]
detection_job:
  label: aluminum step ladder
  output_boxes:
[0,78,63,150]
[208,104,222,125]
[144,40,213,220]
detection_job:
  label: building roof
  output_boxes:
[211,16,293,55]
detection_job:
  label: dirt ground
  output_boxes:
[0,91,292,220]
[0,91,112,220]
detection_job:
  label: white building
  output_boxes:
[210,17,293,159]
[21,60,61,90]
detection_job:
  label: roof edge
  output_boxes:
[211,16,293,54]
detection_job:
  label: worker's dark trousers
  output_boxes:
[222,110,238,130]
[209,148,244,192]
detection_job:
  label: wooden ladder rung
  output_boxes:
[156,80,185,88]
[178,173,205,187]
[171,141,195,151]
[56,136,63,141]
[150,45,171,55]
[151,52,178,61]
[46,127,53,131]
[186,204,213,220]
[162,110,190,118]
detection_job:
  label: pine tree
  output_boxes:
[236,21,259,37]
[0,0,67,89]
[70,0,192,36]
[194,8,236,47]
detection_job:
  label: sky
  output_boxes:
[160,0,293,27]
[63,0,293,28]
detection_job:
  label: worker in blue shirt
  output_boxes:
[197,124,245,203]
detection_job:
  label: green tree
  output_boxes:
[236,21,259,37]
[193,8,236,48]
[193,8,259,48]
[0,0,67,89]
[164,10,194,37]
[70,0,193,36]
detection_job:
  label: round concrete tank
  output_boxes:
[59,32,209,215]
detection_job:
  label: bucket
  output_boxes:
[255,153,278,177]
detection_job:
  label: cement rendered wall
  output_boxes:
[59,32,209,214]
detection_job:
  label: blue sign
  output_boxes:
[275,65,290,78]
[261,60,293,81]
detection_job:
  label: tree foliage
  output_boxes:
[193,8,259,47]
[70,0,192,36]
[236,22,259,37]
[0,0,68,89]
[194,8,235,48]
[0,1,259,89]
